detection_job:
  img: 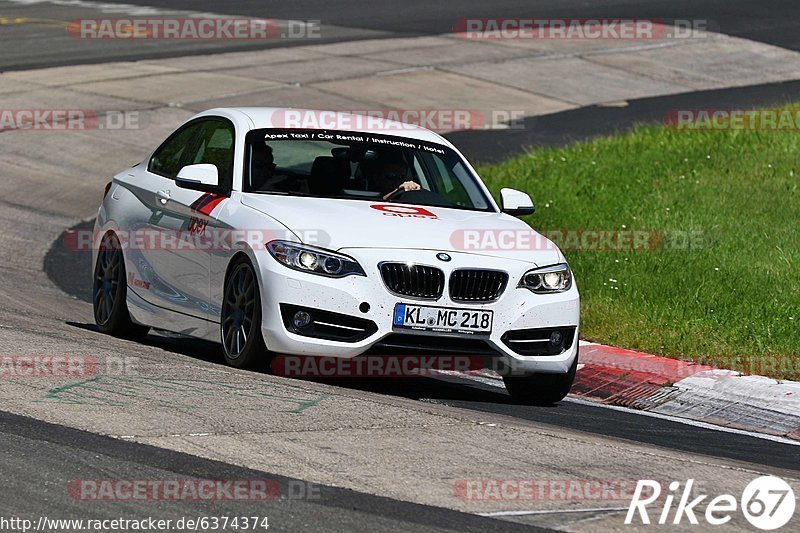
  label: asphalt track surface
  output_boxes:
[3,0,800,70]
[330,377,800,473]
[44,224,800,474]
[0,411,547,532]
[116,0,800,51]
[452,78,800,163]
[4,0,800,530]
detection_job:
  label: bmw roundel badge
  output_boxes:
[436,252,451,262]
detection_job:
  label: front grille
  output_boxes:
[380,263,444,299]
[449,269,508,302]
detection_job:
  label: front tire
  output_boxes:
[93,232,149,339]
[221,257,269,369]
[502,351,578,405]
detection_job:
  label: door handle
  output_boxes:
[156,190,171,205]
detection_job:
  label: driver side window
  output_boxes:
[149,118,235,191]
[149,122,205,179]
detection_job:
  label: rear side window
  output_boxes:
[149,118,235,190]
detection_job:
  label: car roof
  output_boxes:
[195,107,454,147]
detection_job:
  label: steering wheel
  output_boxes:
[385,187,408,201]
[387,188,455,208]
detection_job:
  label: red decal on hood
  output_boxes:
[370,204,438,219]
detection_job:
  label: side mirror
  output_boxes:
[500,188,535,217]
[176,164,220,192]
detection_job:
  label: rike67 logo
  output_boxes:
[626,477,795,529]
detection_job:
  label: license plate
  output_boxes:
[392,303,492,335]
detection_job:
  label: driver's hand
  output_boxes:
[399,181,420,192]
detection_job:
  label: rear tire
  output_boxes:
[502,351,578,405]
[221,257,269,369]
[93,232,149,339]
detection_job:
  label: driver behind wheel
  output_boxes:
[374,156,421,200]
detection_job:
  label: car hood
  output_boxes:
[241,194,562,265]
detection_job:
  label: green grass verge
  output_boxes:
[478,107,799,380]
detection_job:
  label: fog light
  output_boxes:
[292,310,312,329]
[549,330,564,345]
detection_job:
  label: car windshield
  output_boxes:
[243,129,494,212]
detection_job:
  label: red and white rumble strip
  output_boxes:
[574,342,800,441]
[467,342,800,442]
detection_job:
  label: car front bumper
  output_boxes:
[256,248,580,375]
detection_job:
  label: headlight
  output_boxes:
[267,241,365,278]
[519,263,572,293]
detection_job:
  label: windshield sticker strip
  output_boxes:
[249,129,447,155]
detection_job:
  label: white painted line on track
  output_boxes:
[479,506,629,517]
[564,396,800,446]
[434,370,800,446]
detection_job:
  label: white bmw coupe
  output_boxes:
[92,108,580,404]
